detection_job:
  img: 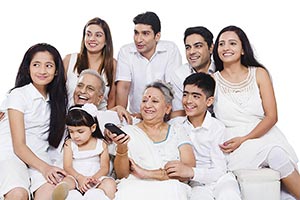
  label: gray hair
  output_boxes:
[145,81,174,105]
[78,69,106,95]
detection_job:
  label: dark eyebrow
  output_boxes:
[183,91,202,96]
[193,42,203,46]
[228,39,238,42]
[141,30,151,34]
[96,31,104,35]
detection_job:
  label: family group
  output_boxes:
[0,11,299,200]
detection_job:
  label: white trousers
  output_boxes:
[190,172,241,200]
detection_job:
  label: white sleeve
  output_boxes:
[170,69,184,111]
[116,46,132,82]
[165,42,182,83]
[174,124,192,147]
[6,89,27,113]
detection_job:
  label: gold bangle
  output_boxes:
[116,149,128,157]
[116,146,128,156]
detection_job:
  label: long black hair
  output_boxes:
[75,17,114,87]
[13,43,68,148]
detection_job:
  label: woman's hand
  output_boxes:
[130,158,148,179]
[103,129,113,144]
[106,128,130,146]
[41,165,66,185]
[219,136,245,153]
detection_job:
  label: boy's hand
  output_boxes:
[164,160,193,181]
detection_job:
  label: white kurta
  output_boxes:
[114,124,192,200]
[214,67,298,171]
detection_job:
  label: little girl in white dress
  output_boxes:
[52,103,116,200]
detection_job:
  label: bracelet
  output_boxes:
[116,149,128,157]
[115,146,128,157]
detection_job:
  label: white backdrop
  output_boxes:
[1,0,299,161]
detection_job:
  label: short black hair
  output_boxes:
[183,72,215,98]
[133,11,161,35]
[184,26,213,48]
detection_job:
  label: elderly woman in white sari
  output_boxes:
[107,81,195,200]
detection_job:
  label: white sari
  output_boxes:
[114,124,192,200]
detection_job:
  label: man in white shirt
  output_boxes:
[116,11,182,116]
[72,69,132,127]
[170,26,215,116]
[166,73,241,200]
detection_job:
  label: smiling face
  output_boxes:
[73,73,103,106]
[29,51,56,95]
[217,31,244,65]
[182,84,213,121]
[140,87,171,122]
[134,24,160,60]
[185,33,213,72]
[84,24,106,54]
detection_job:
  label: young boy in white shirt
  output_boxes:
[165,72,241,200]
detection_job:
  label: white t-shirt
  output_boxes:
[116,40,182,113]
[0,83,50,161]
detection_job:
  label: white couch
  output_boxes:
[233,168,280,200]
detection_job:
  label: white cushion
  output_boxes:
[233,168,280,200]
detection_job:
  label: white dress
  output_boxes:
[66,53,110,110]
[114,124,192,200]
[213,67,298,171]
[71,138,104,177]
[65,139,112,200]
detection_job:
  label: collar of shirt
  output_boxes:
[28,83,50,102]
[130,40,168,55]
[189,60,216,75]
[183,111,213,132]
